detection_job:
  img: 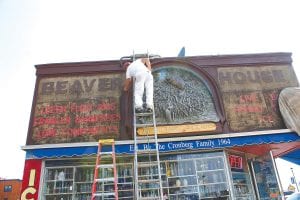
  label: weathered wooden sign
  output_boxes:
[218,65,298,132]
[29,73,123,145]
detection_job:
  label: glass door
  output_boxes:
[250,152,282,200]
[226,152,256,200]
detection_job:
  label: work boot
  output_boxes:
[146,107,153,113]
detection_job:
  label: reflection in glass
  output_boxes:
[252,153,282,200]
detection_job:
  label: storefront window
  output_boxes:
[197,157,229,200]
[251,153,282,200]
[43,157,133,200]
[44,167,74,200]
[74,166,94,200]
[42,151,232,200]
[227,153,255,200]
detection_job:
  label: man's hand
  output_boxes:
[123,78,132,91]
[142,58,152,71]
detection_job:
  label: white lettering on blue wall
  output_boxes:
[167,142,194,150]
[196,140,215,148]
[124,138,232,154]
[218,138,231,145]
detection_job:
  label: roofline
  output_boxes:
[34,52,292,75]
[0,179,22,181]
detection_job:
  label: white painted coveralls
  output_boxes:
[125,58,153,109]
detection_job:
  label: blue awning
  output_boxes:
[280,149,300,166]
[25,131,300,159]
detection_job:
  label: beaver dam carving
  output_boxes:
[147,66,219,125]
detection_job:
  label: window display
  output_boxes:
[43,152,230,200]
[43,159,134,200]
[74,167,93,200]
[42,153,227,200]
[117,163,133,199]
[41,150,278,200]
[228,153,255,200]
[196,156,229,200]
[252,153,282,200]
[44,167,74,200]
[166,159,198,200]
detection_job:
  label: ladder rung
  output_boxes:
[97,164,114,168]
[136,123,154,128]
[92,139,117,199]
[132,89,162,200]
[99,151,113,155]
[95,177,115,182]
[136,112,153,117]
[136,149,156,154]
[93,192,115,196]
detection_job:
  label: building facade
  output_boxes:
[0,179,22,200]
[21,52,300,200]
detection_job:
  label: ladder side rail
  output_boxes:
[91,143,101,200]
[132,78,139,200]
[152,108,164,199]
[149,51,163,199]
[91,140,118,200]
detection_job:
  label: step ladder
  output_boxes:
[130,53,163,200]
[91,139,118,200]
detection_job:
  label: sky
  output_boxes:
[0,0,299,190]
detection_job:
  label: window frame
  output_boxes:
[4,185,12,192]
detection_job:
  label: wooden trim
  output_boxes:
[35,52,292,76]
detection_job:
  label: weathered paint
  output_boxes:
[29,73,124,145]
[218,65,298,132]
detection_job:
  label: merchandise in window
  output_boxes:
[42,151,231,200]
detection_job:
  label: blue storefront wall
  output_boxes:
[24,131,300,159]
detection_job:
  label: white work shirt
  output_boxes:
[126,59,150,79]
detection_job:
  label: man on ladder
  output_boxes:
[123,57,153,113]
[122,54,164,199]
